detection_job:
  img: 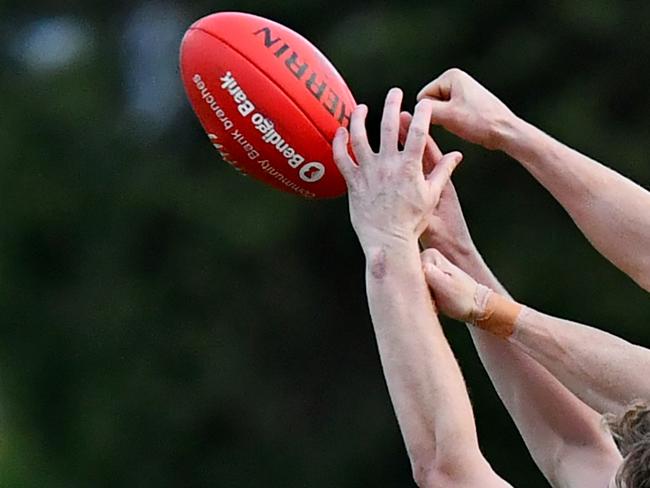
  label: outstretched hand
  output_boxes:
[398,111,476,260]
[332,88,462,250]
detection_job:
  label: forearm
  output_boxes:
[364,239,479,473]
[448,250,615,479]
[445,246,508,297]
[461,249,650,415]
[511,307,650,415]
[498,118,650,291]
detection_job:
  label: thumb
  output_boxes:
[423,261,448,291]
[417,75,455,127]
[425,99,455,128]
[426,151,463,197]
[429,249,454,273]
[417,74,452,102]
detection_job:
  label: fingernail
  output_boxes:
[336,126,346,137]
[389,87,402,96]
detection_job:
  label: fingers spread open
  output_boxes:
[332,127,357,184]
[427,151,463,199]
[379,87,403,154]
[398,111,411,148]
[349,104,372,162]
[400,111,443,175]
[403,99,433,166]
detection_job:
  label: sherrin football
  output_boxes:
[180,12,356,199]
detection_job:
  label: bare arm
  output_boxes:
[366,241,501,485]
[510,306,650,416]
[404,109,620,486]
[332,91,509,487]
[431,225,650,418]
[500,119,650,291]
[418,68,650,291]
[422,247,622,488]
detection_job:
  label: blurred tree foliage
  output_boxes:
[1,0,649,486]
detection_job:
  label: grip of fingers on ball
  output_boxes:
[470,285,522,339]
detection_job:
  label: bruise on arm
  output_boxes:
[370,247,388,280]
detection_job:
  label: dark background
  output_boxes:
[1,0,649,486]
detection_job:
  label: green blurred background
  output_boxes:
[1,0,649,486]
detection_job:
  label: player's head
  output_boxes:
[605,401,650,487]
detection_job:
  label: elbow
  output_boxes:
[408,434,489,487]
[411,455,477,488]
[412,468,429,488]
[409,448,439,487]
[410,452,449,488]
[412,463,443,488]
[617,263,650,293]
[616,250,650,292]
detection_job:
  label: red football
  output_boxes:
[180,12,356,199]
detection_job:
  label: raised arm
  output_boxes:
[402,112,621,487]
[418,170,650,417]
[332,90,509,487]
[422,248,623,487]
[489,292,650,417]
[418,68,650,292]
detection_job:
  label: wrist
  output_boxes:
[495,115,545,159]
[360,229,419,255]
[420,233,475,261]
[443,241,480,267]
[363,236,419,260]
[439,244,492,283]
[468,284,492,322]
[363,237,420,279]
[468,285,523,339]
[491,113,530,153]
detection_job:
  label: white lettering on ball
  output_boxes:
[299,162,325,183]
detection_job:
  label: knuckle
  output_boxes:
[333,153,348,168]
[351,137,366,150]
[409,126,426,139]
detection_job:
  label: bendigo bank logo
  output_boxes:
[253,26,352,128]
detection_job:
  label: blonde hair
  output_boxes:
[604,401,650,488]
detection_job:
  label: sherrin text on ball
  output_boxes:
[180,12,356,198]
